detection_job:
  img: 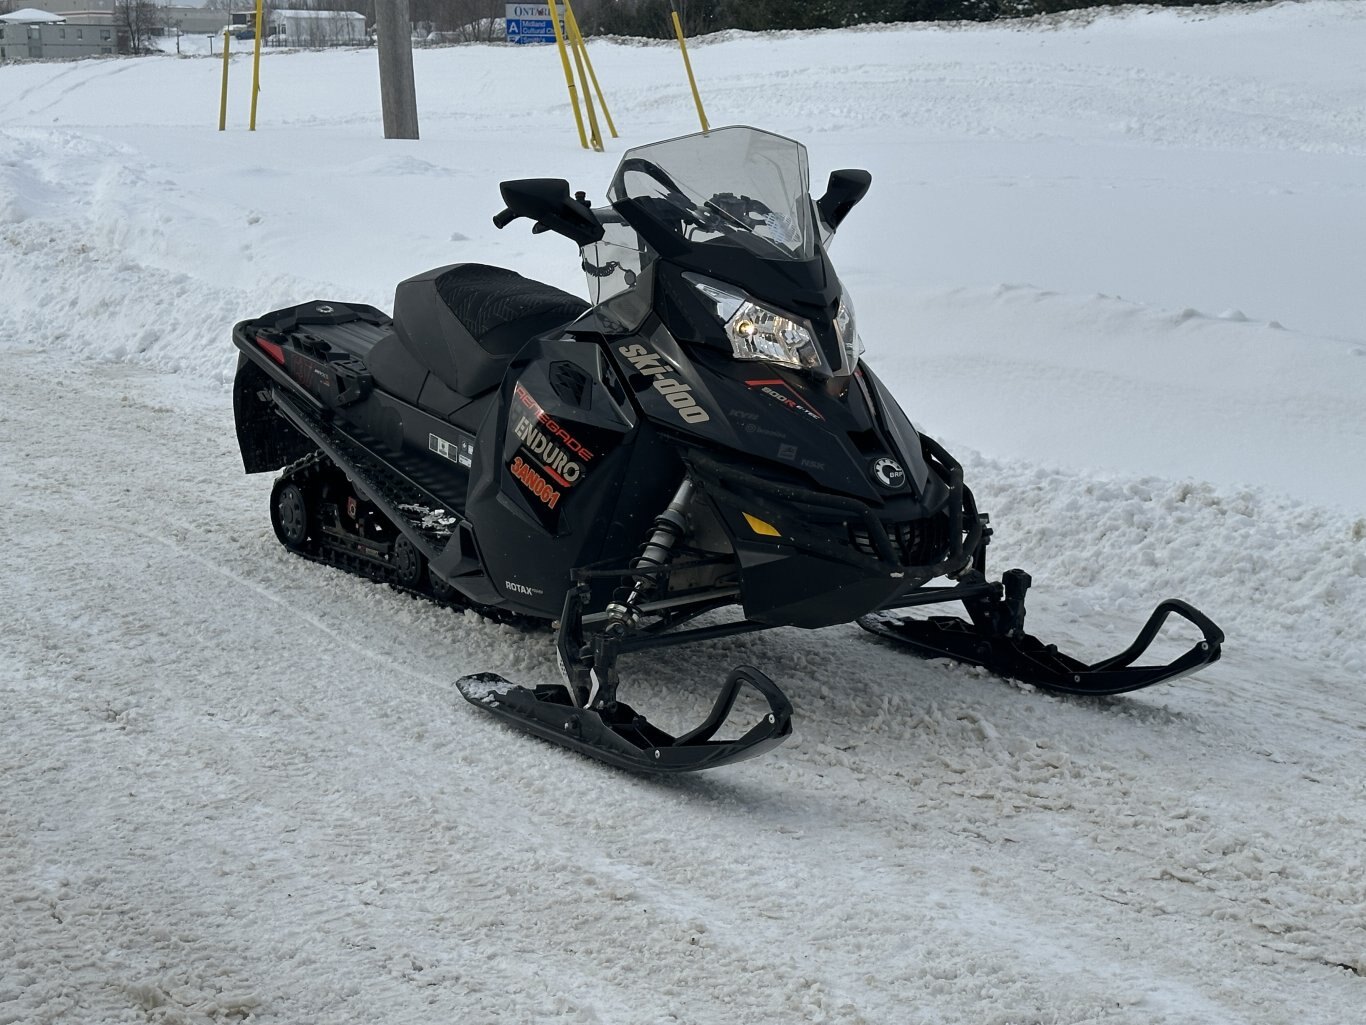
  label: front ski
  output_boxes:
[860,569,1223,696]
[457,667,793,773]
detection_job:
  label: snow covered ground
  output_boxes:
[2,3,1363,1023]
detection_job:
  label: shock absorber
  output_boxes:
[605,477,695,634]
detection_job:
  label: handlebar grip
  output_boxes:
[492,208,517,229]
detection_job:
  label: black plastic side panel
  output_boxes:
[233,356,314,474]
[366,331,429,406]
[463,337,681,617]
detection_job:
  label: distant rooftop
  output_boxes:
[0,8,66,23]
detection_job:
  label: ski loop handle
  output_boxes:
[1089,599,1224,672]
[675,666,794,747]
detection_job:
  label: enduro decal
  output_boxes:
[617,343,711,424]
[503,380,623,533]
[513,417,583,486]
[512,383,595,486]
[514,384,595,460]
[745,378,824,422]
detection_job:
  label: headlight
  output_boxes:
[690,278,823,371]
[834,294,864,373]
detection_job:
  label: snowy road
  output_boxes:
[3,349,1361,1023]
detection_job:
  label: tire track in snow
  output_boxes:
[4,317,1365,1024]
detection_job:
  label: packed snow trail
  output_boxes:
[2,347,1361,1025]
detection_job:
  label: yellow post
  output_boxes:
[249,0,264,131]
[549,3,588,149]
[563,0,615,139]
[567,20,603,151]
[671,8,708,133]
[218,29,231,131]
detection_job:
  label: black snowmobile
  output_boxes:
[232,126,1223,773]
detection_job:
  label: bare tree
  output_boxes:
[117,0,164,54]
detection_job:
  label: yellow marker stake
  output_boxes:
[249,0,264,131]
[568,21,603,151]
[549,3,588,149]
[563,0,615,139]
[218,29,231,131]
[671,9,708,133]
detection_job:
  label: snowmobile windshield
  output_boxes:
[580,127,819,307]
[607,127,816,262]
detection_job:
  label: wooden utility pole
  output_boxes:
[375,0,419,140]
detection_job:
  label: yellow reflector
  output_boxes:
[743,513,781,537]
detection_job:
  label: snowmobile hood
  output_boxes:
[605,318,934,507]
[581,126,863,384]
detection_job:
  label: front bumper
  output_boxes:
[685,435,983,628]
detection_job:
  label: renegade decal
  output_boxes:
[513,384,596,461]
[616,343,712,424]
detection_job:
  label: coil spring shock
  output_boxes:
[605,478,695,635]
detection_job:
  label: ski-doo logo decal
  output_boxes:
[871,457,907,490]
[509,456,560,509]
[616,344,712,425]
[429,432,474,468]
[745,379,824,422]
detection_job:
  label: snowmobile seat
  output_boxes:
[386,263,589,400]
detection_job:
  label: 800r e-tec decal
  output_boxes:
[745,378,824,422]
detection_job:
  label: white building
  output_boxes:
[0,7,117,60]
[272,9,366,47]
[228,7,366,47]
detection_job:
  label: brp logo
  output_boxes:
[871,456,906,490]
